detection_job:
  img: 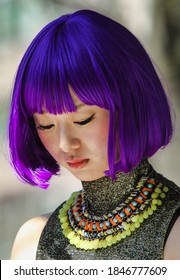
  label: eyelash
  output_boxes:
[74,114,95,126]
[36,124,54,131]
[36,114,95,130]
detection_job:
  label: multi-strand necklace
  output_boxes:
[59,170,168,250]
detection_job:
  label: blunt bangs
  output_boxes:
[8,10,173,188]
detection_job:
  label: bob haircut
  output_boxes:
[8,9,173,188]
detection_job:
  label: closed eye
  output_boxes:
[74,114,95,126]
[36,124,54,130]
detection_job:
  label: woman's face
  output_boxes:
[33,92,110,181]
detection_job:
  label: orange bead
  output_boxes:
[140,192,147,199]
[73,207,80,213]
[110,217,117,226]
[129,203,136,211]
[147,179,155,185]
[123,208,131,216]
[134,197,143,204]
[89,222,94,232]
[75,213,83,220]
[78,218,85,226]
[84,221,89,230]
[142,187,153,193]
[115,214,122,222]
[103,222,108,230]
[96,222,102,231]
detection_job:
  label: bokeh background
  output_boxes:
[0,0,179,259]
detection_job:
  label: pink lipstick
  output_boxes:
[66,158,89,169]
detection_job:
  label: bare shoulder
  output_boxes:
[10,213,51,260]
[164,216,180,259]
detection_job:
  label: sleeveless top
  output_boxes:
[36,161,180,260]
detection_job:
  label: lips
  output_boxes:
[66,158,89,169]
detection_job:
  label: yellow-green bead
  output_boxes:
[59,208,67,215]
[72,191,79,198]
[106,235,113,244]
[79,240,86,249]
[86,240,93,249]
[163,186,169,193]
[77,230,84,236]
[152,199,158,205]
[63,227,71,237]
[79,240,87,249]
[85,241,92,250]
[98,239,105,248]
[151,193,159,199]
[60,216,68,223]
[62,204,70,211]
[61,222,68,229]
[139,215,144,223]
[157,199,162,206]
[84,241,91,250]
[125,229,132,236]
[121,231,127,239]
[67,231,75,239]
[91,239,99,249]
[155,187,162,194]
[66,198,74,205]
[132,215,139,223]
[160,193,166,199]
[130,224,136,231]
[116,232,122,241]
[124,223,131,230]
[151,204,157,211]
[69,240,74,245]
[147,208,153,215]
[76,242,81,249]
[143,211,149,219]
[134,221,140,228]
[122,222,127,229]
[101,240,105,248]
[73,235,80,245]
[112,235,118,244]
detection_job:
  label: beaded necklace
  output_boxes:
[59,171,168,250]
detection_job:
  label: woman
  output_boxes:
[9,10,180,259]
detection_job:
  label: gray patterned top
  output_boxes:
[36,160,180,260]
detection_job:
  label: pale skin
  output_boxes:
[10,92,180,260]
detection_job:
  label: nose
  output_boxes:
[59,127,81,153]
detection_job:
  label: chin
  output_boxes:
[72,171,106,182]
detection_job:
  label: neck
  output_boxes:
[82,160,152,215]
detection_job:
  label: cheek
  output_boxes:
[98,125,109,145]
[89,118,109,155]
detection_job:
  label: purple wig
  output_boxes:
[8,10,173,188]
